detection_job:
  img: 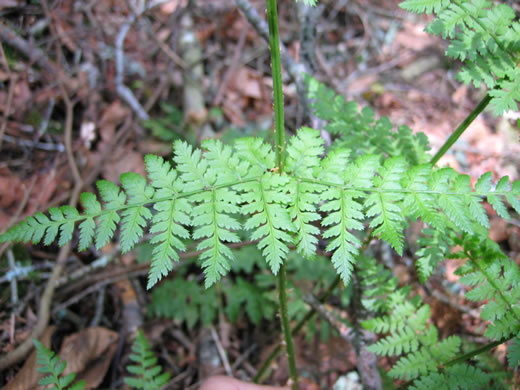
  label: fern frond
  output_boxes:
[455,236,520,340]
[365,157,408,254]
[119,173,154,253]
[124,330,170,390]
[357,256,400,313]
[1,126,519,288]
[399,0,449,14]
[305,75,431,163]
[320,154,378,283]
[225,277,276,325]
[149,276,217,328]
[410,364,491,390]
[34,339,85,390]
[507,337,520,367]
[406,0,520,115]
[240,172,295,274]
[286,128,325,258]
[145,155,190,289]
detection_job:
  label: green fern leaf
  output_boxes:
[78,192,100,250]
[124,330,170,390]
[225,277,275,325]
[365,157,407,254]
[399,0,449,14]
[390,348,437,380]
[145,155,190,289]
[286,128,324,258]
[95,180,126,248]
[149,277,217,328]
[119,173,154,253]
[34,339,86,390]
[174,140,243,286]
[507,337,520,367]
[321,154,377,283]
[241,173,295,274]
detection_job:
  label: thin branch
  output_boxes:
[115,13,149,120]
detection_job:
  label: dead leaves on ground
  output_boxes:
[4,327,118,390]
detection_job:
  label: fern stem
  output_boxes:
[430,94,491,166]
[266,0,298,387]
[443,338,506,368]
[267,0,286,171]
[254,275,341,383]
[277,263,299,389]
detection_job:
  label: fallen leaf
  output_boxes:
[60,327,119,389]
[3,326,55,390]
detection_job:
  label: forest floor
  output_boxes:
[1,0,520,389]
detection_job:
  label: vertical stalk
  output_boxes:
[266,0,298,388]
[267,0,286,170]
[429,94,491,166]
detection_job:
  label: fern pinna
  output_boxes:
[1,124,519,289]
[400,0,520,116]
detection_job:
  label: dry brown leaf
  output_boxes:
[393,22,438,51]
[103,147,147,183]
[59,327,119,389]
[99,101,129,142]
[3,326,55,390]
[3,327,118,390]
[229,67,263,99]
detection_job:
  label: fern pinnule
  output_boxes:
[34,339,85,390]
[124,330,170,390]
[145,154,190,289]
[401,0,520,115]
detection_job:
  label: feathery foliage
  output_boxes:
[34,339,86,390]
[2,0,520,386]
[124,330,170,390]
[2,126,520,290]
[400,0,520,115]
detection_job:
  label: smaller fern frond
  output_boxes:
[145,155,190,289]
[34,339,86,390]
[415,227,454,282]
[410,364,491,390]
[119,173,154,253]
[357,256,401,314]
[399,0,449,14]
[149,276,217,328]
[365,157,408,254]
[402,0,520,116]
[240,172,295,275]
[286,128,325,258]
[507,337,520,367]
[124,330,170,390]
[454,235,520,341]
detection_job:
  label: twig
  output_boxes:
[52,269,148,314]
[0,42,15,151]
[0,3,82,366]
[0,22,73,89]
[349,274,382,390]
[0,22,57,75]
[1,134,65,152]
[7,249,18,305]
[115,13,149,120]
[213,22,249,106]
[36,98,55,137]
[89,286,106,327]
[115,0,171,120]
[302,293,353,342]
[210,326,233,376]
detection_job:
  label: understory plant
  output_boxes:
[34,331,168,390]
[2,0,520,388]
